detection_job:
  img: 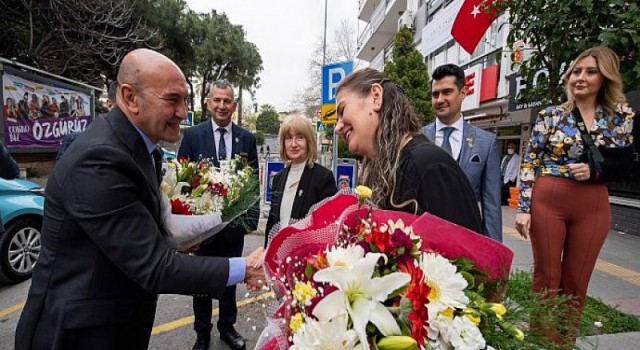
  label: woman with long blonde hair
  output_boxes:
[515,46,635,347]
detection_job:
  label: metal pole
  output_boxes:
[323,0,340,173]
[322,0,328,66]
[321,0,329,168]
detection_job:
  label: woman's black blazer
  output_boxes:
[265,163,337,247]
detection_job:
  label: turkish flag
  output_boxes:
[451,0,499,54]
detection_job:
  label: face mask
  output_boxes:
[507,149,515,155]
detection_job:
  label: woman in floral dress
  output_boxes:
[515,46,635,347]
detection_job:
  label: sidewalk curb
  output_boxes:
[577,331,640,349]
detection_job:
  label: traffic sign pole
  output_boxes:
[320,61,353,173]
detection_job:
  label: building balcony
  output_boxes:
[358,0,377,21]
[357,0,408,62]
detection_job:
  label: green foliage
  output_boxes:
[500,0,640,105]
[337,137,359,160]
[26,167,40,178]
[501,270,575,349]
[192,109,205,125]
[384,26,434,125]
[220,163,259,226]
[0,0,263,107]
[136,0,200,110]
[254,131,265,146]
[503,269,640,350]
[190,11,263,113]
[580,293,640,336]
[0,0,154,85]
[255,104,280,135]
[322,124,360,160]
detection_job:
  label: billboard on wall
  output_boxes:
[3,72,92,149]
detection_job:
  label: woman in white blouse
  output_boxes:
[265,114,337,247]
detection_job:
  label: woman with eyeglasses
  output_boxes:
[334,68,482,232]
[264,113,337,247]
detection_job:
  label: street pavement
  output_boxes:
[502,205,640,349]
[2,188,640,349]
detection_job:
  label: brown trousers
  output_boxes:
[530,176,610,345]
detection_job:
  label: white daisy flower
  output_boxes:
[419,252,469,319]
[325,244,365,268]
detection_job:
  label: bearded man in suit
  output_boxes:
[178,80,259,350]
[424,63,502,242]
[15,49,264,350]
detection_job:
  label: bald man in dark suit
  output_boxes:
[15,49,264,350]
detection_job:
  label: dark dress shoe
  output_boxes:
[192,335,210,350]
[219,326,246,350]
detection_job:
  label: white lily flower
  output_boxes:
[291,313,359,350]
[313,247,410,349]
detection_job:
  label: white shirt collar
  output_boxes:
[212,120,232,134]
[435,114,464,132]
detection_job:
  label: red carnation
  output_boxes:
[365,225,394,255]
[399,261,430,344]
[170,198,192,215]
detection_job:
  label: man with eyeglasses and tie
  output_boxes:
[178,80,259,350]
[424,63,502,242]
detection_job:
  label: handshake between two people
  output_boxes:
[243,247,266,292]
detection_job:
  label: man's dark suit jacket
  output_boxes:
[15,107,230,350]
[0,143,19,233]
[178,119,260,238]
[265,163,337,247]
[0,143,19,179]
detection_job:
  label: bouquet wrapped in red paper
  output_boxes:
[257,188,522,350]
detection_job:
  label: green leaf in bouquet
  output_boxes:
[460,270,475,289]
[304,262,314,278]
[387,284,408,299]
[395,297,413,335]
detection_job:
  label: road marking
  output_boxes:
[3,227,640,329]
[595,261,640,287]
[504,225,640,287]
[151,291,274,336]
[0,301,25,318]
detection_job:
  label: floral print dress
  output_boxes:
[517,104,634,213]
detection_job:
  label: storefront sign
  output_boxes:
[508,63,566,112]
[462,64,482,111]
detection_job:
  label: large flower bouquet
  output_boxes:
[257,188,522,349]
[160,156,258,250]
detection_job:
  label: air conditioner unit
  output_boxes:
[398,11,414,30]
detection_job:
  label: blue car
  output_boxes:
[0,178,44,283]
[162,147,176,161]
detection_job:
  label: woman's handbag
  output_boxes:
[573,108,636,182]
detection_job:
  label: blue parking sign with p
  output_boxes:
[181,111,194,127]
[322,61,353,105]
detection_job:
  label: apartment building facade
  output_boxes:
[356,0,640,234]
[357,0,537,155]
